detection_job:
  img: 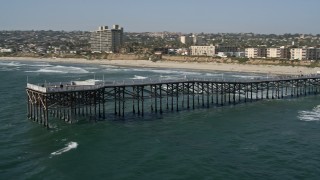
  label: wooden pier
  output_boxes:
[26,75,320,128]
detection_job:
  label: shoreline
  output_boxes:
[0,56,319,75]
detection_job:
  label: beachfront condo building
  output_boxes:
[306,48,320,60]
[90,25,124,53]
[245,48,267,58]
[290,47,320,60]
[267,47,289,59]
[215,45,239,54]
[290,48,305,60]
[191,45,215,56]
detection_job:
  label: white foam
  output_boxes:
[50,142,78,156]
[101,67,127,73]
[0,67,14,71]
[30,65,89,74]
[84,67,99,70]
[232,75,262,79]
[100,66,203,76]
[131,75,148,80]
[148,69,179,74]
[27,62,52,67]
[0,62,22,67]
[205,73,224,77]
[150,69,202,75]
[127,68,202,75]
[30,64,52,67]
[184,72,203,76]
[38,69,65,73]
[298,105,320,122]
[159,75,173,79]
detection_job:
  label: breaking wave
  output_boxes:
[149,69,202,75]
[100,65,118,68]
[0,61,23,67]
[26,62,52,67]
[0,67,14,71]
[232,75,262,79]
[27,65,89,74]
[50,142,78,156]
[205,73,224,77]
[298,105,320,122]
[131,75,148,80]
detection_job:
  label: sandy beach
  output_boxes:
[0,56,319,75]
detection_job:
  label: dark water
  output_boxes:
[1,60,320,179]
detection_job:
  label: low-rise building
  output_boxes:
[191,45,215,56]
[290,47,320,60]
[306,47,320,60]
[234,52,245,58]
[290,48,305,60]
[217,52,228,58]
[0,48,13,53]
[217,52,245,58]
[245,48,267,58]
[177,48,190,55]
[267,47,289,59]
[215,45,239,53]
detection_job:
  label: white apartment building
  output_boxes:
[290,48,306,60]
[191,45,215,56]
[0,48,13,53]
[267,47,289,59]
[290,47,320,60]
[245,48,267,58]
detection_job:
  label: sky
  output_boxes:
[0,0,320,34]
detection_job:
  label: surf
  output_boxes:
[298,105,320,122]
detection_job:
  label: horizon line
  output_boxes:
[0,29,318,36]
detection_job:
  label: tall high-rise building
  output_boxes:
[90,25,124,53]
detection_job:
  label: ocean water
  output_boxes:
[1,60,320,179]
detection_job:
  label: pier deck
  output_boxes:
[26,74,320,128]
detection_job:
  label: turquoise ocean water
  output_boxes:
[1,60,320,179]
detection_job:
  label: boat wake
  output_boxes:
[298,105,320,122]
[50,142,78,156]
